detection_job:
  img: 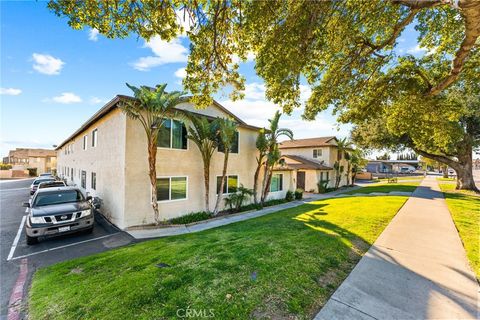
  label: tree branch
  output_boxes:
[413,147,459,168]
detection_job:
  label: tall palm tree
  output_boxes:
[213,118,238,215]
[336,137,354,186]
[120,83,184,224]
[260,111,293,205]
[253,129,268,204]
[184,113,218,212]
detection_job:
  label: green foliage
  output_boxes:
[333,162,345,189]
[27,168,37,177]
[0,164,12,170]
[294,189,303,200]
[317,180,330,194]
[169,212,212,225]
[285,190,294,202]
[224,184,255,213]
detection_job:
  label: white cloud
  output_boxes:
[32,53,65,75]
[132,37,188,71]
[44,92,82,104]
[175,9,195,35]
[88,28,99,41]
[232,52,256,64]
[89,96,107,104]
[174,67,187,79]
[0,87,22,95]
[407,45,436,56]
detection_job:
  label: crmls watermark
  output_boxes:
[176,307,215,318]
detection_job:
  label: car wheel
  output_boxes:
[26,234,38,245]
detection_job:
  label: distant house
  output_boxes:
[366,160,419,173]
[3,148,56,174]
[271,137,350,195]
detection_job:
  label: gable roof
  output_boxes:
[273,155,333,171]
[55,95,261,150]
[278,136,338,149]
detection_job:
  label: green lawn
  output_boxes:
[344,182,420,195]
[29,196,408,320]
[436,177,456,182]
[438,182,480,279]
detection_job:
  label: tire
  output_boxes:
[26,234,38,245]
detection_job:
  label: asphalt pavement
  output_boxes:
[0,178,134,319]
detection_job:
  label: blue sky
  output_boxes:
[0,1,423,158]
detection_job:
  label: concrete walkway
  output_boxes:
[316,176,479,320]
[127,186,360,239]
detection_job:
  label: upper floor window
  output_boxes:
[157,119,187,150]
[81,170,86,189]
[218,131,239,154]
[83,135,88,150]
[92,129,98,147]
[270,174,283,192]
[216,175,238,194]
[313,149,322,158]
[91,172,96,190]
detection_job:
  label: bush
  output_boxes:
[317,180,329,193]
[169,211,212,225]
[285,190,294,202]
[27,168,37,177]
[224,184,254,213]
[294,189,303,200]
[0,164,12,170]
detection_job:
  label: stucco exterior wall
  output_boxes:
[280,146,332,165]
[267,170,294,200]
[56,109,128,228]
[123,103,261,227]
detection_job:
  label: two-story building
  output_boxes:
[3,148,57,174]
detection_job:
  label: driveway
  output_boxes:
[0,179,134,318]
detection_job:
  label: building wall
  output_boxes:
[266,170,294,200]
[280,146,332,165]
[123,103,261,227]
[56,109,128,228]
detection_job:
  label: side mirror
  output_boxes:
[86,196,92,201]
[22,202,30,208]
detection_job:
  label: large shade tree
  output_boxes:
[49,0,480,189]
[120,83,185,224]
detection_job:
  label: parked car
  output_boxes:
[23,187,98,245]
[38,180,66,190]
[30,177,56,195]
[448,168,456,176]
[39,173,53,177]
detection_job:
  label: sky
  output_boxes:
[0,1,424,158]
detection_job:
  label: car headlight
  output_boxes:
[81,209,92,217]
[30,216,44,224]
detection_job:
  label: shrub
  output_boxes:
[27,168,37,177]
[0,164,12,170]
[285,190,294,201]
[317,179,330,193]
[224,184,254,212]
[294,189,303,200]
[169,211,212,225]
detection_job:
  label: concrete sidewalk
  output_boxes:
[316,176,479,319]
[127,186,360,239]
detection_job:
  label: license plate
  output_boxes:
[58,226,70,232]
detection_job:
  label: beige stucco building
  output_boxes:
[3,148,56,174]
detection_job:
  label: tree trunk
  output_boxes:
[262,168,273,205]
[253,160,263,204]
[204,160,210,212]
[213,151,229,215]
[148,140,160,224]
[346,162,351,186]
[442,165,448,179]
[259,162,269,205]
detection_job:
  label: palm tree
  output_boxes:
[349,148,367,185]
[259,111,293,205]
[120,83,184,224]
[213,118,238,215]
[336,137,354,186]
[253,129,268,204]
[184,113,218,212]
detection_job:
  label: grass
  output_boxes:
[438,181,480,279]
[343,182,420,195]
[29,195,408,320]
[436,177,456,182]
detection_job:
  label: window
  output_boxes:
[92,129,98,147]
[83,135,88,150]
[216,175,238,194]
[71,168,73,179]
[91,172,96,190]
[81,171,86,189]
[156,177,187,201]
[313,149,322,158]
[320,171,330,182]
[218,131,239,154]
[157,119,187,149]
[270,174,283,192]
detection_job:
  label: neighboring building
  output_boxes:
[56,95,264,229]
[366,160,419,173]
[3,148,56,174]
[270,137,350,195]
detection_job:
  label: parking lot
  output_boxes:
[0,178,134,318]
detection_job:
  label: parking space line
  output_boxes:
[7,215,27,261]
[10,233,119,261]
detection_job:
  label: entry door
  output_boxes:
[297,171,306,190]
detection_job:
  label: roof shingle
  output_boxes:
[279,136,337,149]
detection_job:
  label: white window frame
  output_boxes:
[156,118,189,151]
[83,135,88,150]
[216,174,239,195]
[313,148,322,158]
[269,173,283,192]
[155,176,188,203]
[81,170,87,189]
[91,172,96,190]
[92,129,98,147]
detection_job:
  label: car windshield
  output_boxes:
[33,179,55,186]
[33,190,84,207]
